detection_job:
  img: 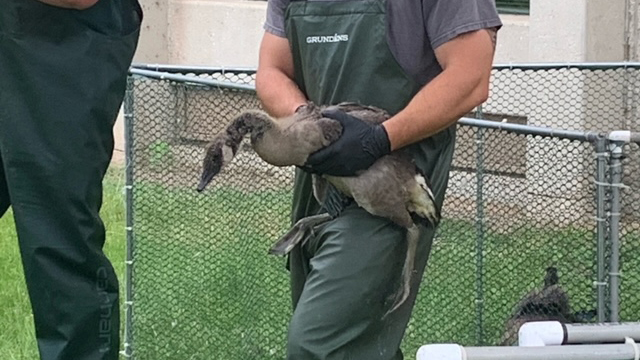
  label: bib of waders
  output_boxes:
[0,1,141,359]
[285,0,430,222]
[283,4,456,358]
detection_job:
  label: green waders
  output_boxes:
[0,1,141,359]
[284,1,456,359]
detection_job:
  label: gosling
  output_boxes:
[499,266,596,346]
[197,102,441,314]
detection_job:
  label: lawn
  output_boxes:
[125,168,640,359]
[2,165,639,360]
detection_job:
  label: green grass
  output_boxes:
[0,207,35,359]
[127,175,640,358]
[128,181,293,360]
[2,166,640,359]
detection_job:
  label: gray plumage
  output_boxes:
[197,102,440,314]
[499,266,596,346]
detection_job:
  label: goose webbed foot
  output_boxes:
[269,213,333,256]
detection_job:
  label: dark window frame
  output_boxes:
[496,0,529,15]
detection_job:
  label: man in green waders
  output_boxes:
[0,1,141,359]
[256,0,501,359]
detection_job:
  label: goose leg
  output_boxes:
[407,176,440,227]
[269,213,333,256]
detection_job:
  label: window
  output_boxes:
[495,0,529,15]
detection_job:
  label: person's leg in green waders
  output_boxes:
[287,136,453,360]
[0,1,141,359]
[282,1,456,359]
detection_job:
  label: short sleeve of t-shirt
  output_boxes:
[424,0,502,49]
[264,0,289,37]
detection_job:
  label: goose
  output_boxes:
[196,101,440,314]
[499,266,595,345]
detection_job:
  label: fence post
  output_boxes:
[607,136,626,323]
[474,106,486,345]
[594,138,609,323]
[122,74,136,358]
[417,341,640,360]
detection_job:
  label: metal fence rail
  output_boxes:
[123,63,640,359]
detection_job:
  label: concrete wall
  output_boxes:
[494,15,530,63]
[529,0,627,62]
[166,0,266,67]
[135,0,169,64]
[627,0,640,61]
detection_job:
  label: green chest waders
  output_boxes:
[283,1,456,359]
[0,1,141,359]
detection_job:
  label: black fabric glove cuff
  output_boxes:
[364,124,391,159]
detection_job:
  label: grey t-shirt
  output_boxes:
[264,0,502,86]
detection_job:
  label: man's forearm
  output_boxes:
[37,0,98,9]
[256,68,307,118]
[383,28,496,151]
[383,66,489,151]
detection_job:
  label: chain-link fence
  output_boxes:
[617,140,640,323]
[123,63,640,359]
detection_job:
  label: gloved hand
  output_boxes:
[303,109,391,176]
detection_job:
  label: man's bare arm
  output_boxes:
[488,28,498,50]
[382,28,497,150]
[255,32,307,118]
[37,0,98,10]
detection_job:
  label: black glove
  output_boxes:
[303,109,391,176]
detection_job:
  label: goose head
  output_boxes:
[197,134,238,192]
[544,266,558,288]
[196,101,322,192]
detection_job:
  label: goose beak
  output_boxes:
[196,172,215,192]
[197,161,222,192]
[197,143,224,192]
